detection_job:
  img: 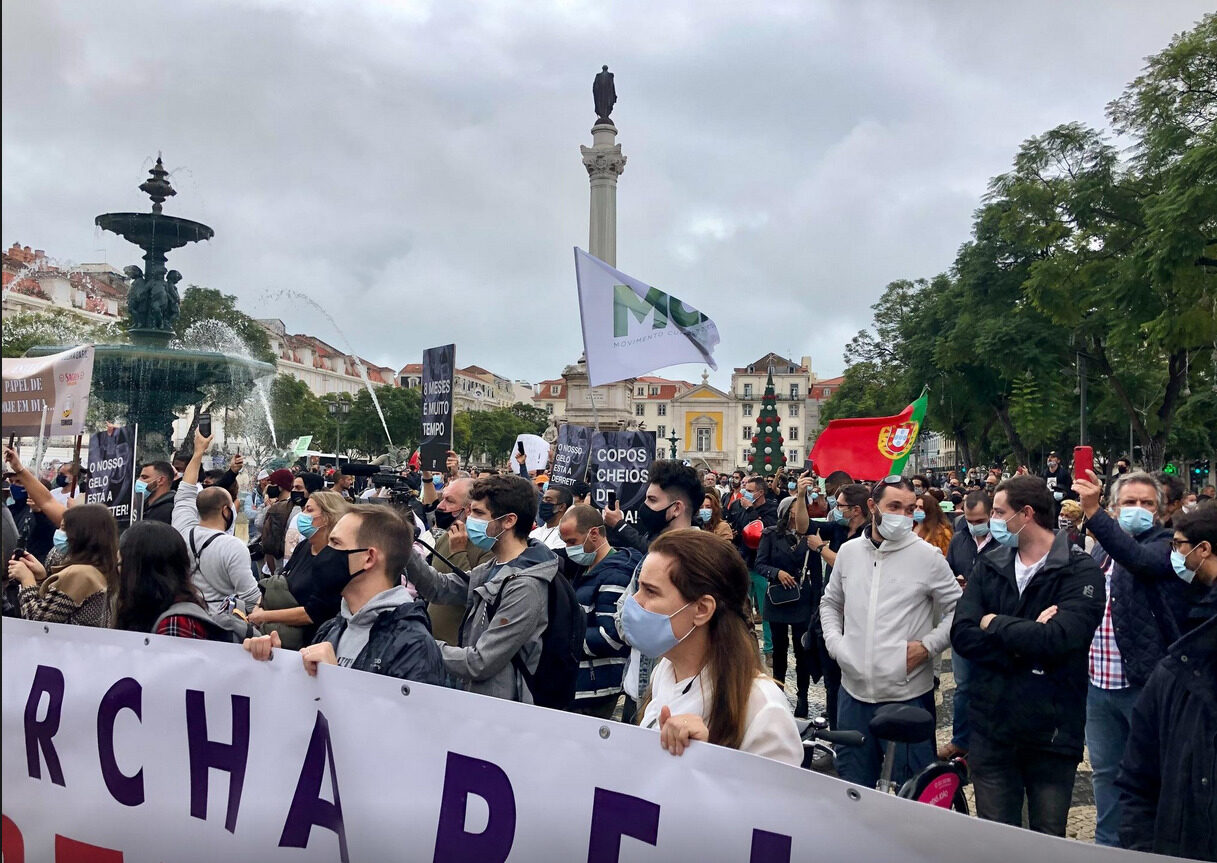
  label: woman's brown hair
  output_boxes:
[642,530,760,750]
[60,503,120,590]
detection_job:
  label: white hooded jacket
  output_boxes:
[820,525,961,704]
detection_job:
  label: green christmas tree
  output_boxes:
[746,366,787,476]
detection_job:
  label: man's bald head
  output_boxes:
[439,477,475,511]
[196,485,233,520]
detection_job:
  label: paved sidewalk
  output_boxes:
[770,643,1098,843]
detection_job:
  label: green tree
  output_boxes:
[342,385,421,456]
[174,286,274,363]
[745,368,787,476]
[1,310,124,358]
[269,375,327,447]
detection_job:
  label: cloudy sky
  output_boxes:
[3,0,1208,390]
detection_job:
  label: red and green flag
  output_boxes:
[809,389,928,481]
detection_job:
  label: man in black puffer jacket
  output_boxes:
[1116,505,1217,860]
[244,506,447,687]
[1073,470,1206,847]
[951,476,1105,836]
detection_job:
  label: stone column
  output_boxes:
[581,123,627,266]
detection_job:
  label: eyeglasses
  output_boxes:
[1169,539,1193,551]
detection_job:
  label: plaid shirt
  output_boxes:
[1088,555,1129,690]
[155,614,210,640]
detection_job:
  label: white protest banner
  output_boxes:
[1,345,95,437]
[513,433,549,472]
[2,620,1162,862]
[575,248,719,387]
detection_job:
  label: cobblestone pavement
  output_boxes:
[767,640,1099,843]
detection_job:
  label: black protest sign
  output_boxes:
[590,430,656,524]
[86,425,136,526]
[420,344,455,471]
[550,424,593,489]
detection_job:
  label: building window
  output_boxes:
[743,426,751,440]
[649,386,660,396]
[696,428,711,452]
[789,426,798,441]
[637,387,645,396]
[743,404,753,416]
[790,404,799,417]
[789,383,799,399]
[788,449,798,462]
[657,425,666,439]
[743,383,753,398]
[635,404,645,417]
[546,403,554,414]
[657,404,667,417]
[550,385,560,396]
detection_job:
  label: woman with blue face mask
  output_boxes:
[699,493,735,541]
[627,530,802,765]
[248,491,351,648]
[9,503,119,627]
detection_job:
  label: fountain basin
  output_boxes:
[25,342,274,449]
[94,213,214,251]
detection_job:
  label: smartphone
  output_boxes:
[199,412,212,438]
[10,547,25,562]
[803,458,815,476]
[607,490,617,508]
[1074,446,1094,481]
[516,440,525,456]
[7,435,15,450]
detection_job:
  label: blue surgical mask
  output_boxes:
[53,528,70,554]
[989,515,1023,548]
[1117,507,1154,536]
[698,508,712,523]
[787,482,797,492]
[968,521,990,538]
[913,510,926,523]
[1170,548,1196,583]
[742,490,756,503]
[296,512,318,538]
[465,515,502,551]
[832,506,851,525]
[565,533,602,567]
[877,513,914,540]
[621,594,694,658]
[134,478,149,496]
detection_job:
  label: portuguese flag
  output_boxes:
[810,389,928,481]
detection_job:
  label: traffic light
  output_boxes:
[1193,459,1211,481]
[1163,463,1177,475]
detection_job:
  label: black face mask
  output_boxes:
[290,491,308,508]
[266,484,280,499]
[222,507,234,532]
[637,499,677,536]
[55,474,70,488]
[433,507,458,531]
[312,545,370,594]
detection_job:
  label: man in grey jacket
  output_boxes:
[820,475,962,788]
[172,429,261,614]
[407,473,556,703]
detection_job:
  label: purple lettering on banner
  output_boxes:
[750,828,792,862]
[97,677,144,807]
[185,690,250,834]
[433,752,516,863]
[586,787,660,862]
[23,664,66,786]
[279,711,349,863]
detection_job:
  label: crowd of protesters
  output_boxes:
[4,437,1215,859]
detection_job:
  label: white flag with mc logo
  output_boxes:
[575,248,720,387]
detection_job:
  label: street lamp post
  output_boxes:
[666,432,681,459]
[328,401,350,460]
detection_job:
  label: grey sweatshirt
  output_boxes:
[335,585,413,668]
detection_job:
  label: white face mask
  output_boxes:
[876,512,914,540]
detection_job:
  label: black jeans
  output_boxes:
[769,620,811,696]
[969,732,1079,836]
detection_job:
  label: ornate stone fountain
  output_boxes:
[26,156,275,454]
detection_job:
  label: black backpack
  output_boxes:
[488,571,586,710]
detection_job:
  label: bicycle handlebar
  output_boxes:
[803,728,865,747]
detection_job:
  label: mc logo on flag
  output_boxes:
[613,283,710,337]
